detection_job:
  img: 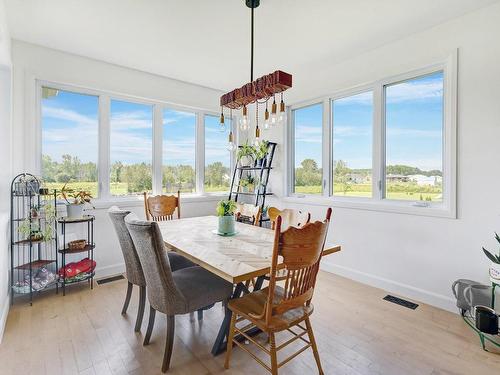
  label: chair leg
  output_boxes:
[121,281,133,315]
[143,306,156,346]
[197,309,203,321]
[135,286,146,332]
[224,313,237,369]
[269,332,278,375]
[161,315,175,373]
[305,317,324,375]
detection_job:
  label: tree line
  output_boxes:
[42,154,230,193]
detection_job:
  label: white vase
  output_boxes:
[66,204,84,218]
[489,262,500,283]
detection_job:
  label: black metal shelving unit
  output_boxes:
[10,173,58,305]
[58,215,95,296]
[228,142,277,226]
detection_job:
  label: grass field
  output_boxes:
[44,181,230,198]
[295,183,442,201]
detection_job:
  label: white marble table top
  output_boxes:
[158,215,341,284]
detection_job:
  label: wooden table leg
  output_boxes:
[211,276,265,356]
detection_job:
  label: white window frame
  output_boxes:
[35,80,234,206]
[285,52,457,218]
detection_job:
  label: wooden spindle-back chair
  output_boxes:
[225,208,332,375]
[235,202,261,226]
[267,207,311,230]
[143,191,180,221]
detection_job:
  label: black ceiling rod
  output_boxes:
[246,0,259,82]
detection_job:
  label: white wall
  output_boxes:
[259,3,500,312]
[10,41,224,286]
[0,0,11,343]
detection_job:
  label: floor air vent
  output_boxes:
[96,275,125,285]
[383,295,419,310]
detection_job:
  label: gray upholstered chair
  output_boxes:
[108,206,196,332]
[124,213,233,373]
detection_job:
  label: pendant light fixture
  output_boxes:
[219,0,293,146]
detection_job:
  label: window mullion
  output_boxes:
[322,98,331,197]
[152,105,163,195]
[196,112,205,194]
[373,84,384,201]
[98,95,111,200]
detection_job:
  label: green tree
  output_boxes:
[334,159,352,195]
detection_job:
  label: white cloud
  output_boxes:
[42,106,96,126]
[111,110,152,130]
[386,80,443,103]
[295,125,322,143]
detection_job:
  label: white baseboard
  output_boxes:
[320,262,457,313]
[94,262,125,279]
[0,294,10,344]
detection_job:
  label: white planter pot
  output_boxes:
[489,262,500,283]
[239,155,254,167]
[66,204,84,218]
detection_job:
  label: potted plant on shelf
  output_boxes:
[216,199,237,235]
[18,220,44,241]
[237,141,256,167]
[59,183,94,218]
[482,232,500,282]
[254,140,269,167]
[240,175,255,193]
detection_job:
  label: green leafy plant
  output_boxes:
[240,175,255,188]
[237,141,256,161]
[482,233,500,264]
[216,200,237,217]
[254,140,269,160]
[18,220,44,241]
[59,183,94,207]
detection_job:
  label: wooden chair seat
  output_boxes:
[228,286,313,332]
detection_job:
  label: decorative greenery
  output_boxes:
[216,200,237,217]
[482,233,500,264]
[59,183,94,207]
[237,141,256,162]
[254,141,269,161]
[240,175,255,188]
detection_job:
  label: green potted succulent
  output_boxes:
[482,232,500,282]
[254,140,269,167]
[216,199,237,235]
[59,183,94,218]
[237,141,256,167]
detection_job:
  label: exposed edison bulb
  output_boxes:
[263,107,270,130]
[270,98,278,127]
[227,132,236,151]
[219,111,226,132]
[277,112,285,125]
[253,136,261,147]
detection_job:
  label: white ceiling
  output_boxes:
[5,0,499,92]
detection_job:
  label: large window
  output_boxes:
[110,99,153,196]
[288,59,456,217]
[204,115,231,192]
[38,82,232,200]
[292,103,323,195]
[385,72,443,202]
[332,91,373,197]
[41,87,99,197]
[163,109,196,193]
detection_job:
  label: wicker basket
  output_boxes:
[68,239,87,250]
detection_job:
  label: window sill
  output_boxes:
[88,193,226,210]
[281,195,456,219]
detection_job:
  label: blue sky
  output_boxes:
[42,90,231,167]
[294,71,444,171]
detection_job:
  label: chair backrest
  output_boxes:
[235,203,261,226]
[124,213,184,314]
[108,206,146,286]
[267,207,311,230]
[144,191,181,221]
[265,208,332,324]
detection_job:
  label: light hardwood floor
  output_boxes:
[1,272,499,374]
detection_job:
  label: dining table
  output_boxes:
[157,215,341,356]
